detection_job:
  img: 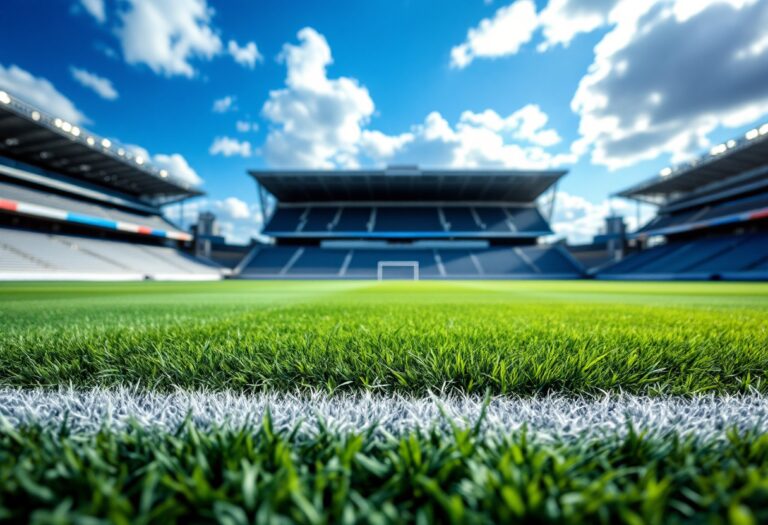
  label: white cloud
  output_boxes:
[209,136,252,157]
[70,67,119,100]
[212,95,236,113]
[164,197,263,244]
[117,0,222,78]
[0,64,88,125]
[80,0,106,23]
[259,28,574,170]
[537,0,621,51]
[236,120,258,132]
[361,107,574,169]
[153,153,203,186]
[571,0,768,169]
[450,0,539,68]
[459,104,562,146]
[217,197,250,219]
[262,27,375,168]
[127,145,203,186]
[228,40,262,69]
[544,190,654,244]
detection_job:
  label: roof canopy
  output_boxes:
[0,90,202,204]
[250,166,566,203]
[617,125,768,205]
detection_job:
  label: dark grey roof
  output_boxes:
[616,125,768,204]
[0,90,202,203]
[250,166,566,203]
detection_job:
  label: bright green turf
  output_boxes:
[1,280,767,395]
[2,419,768,524]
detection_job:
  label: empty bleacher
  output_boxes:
[599,233,768,280]
[239,245,582,279]
[246,168,574,280]
[0,179,177,233]
[0,228,221,280]
[262,205,551,236]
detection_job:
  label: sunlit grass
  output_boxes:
[1,280,766,395]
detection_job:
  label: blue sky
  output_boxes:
[2,0,768,243]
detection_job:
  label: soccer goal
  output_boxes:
[377,261,420,281]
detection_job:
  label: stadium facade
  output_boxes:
[599,123,768,280]
[0,90,222,280]
[239,166,584,279]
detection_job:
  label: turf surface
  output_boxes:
[1,281,766,395]
[2,280,768,523]
[3,419,768,524]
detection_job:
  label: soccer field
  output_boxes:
[1,280,767,395]
[2,280,768,523]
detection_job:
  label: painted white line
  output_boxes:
[1,387,767,439]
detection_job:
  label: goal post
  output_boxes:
[377,261,420,281]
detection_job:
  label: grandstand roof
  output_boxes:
[0,90,202,203]
[617,123,768,204]
[250,166,566,203]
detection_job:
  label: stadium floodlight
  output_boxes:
[54,118,63,128]
[61,121,72,133]
[760,124,768,135]
[726,139,736,148]
[71,126,81,137]
[117,148,125,156]
[0,91,10,104]
[746,128,760,140]
[31,111,41,121]
[86,136,95,146]
[101,138,111,149]
[659,167,672,177]
[135,156,145,165]
[709,144,727,156]
[159,169,168,178]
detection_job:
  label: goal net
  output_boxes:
[377,261,420,281]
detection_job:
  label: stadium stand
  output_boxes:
[0,89,222,280]
[239,167,584,279]
[599,122,768,280]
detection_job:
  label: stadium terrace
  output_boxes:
[240,166,584,279]
[0,89,767,281]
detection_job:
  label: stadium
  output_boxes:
[240,167,583,279]
[2,0,768,521]
[0,91,222,281]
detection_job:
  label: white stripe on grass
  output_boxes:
[1,387,767,439]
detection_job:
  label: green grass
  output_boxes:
[3,280,768,523]
[1,280,767,395]
[2,418,768,524]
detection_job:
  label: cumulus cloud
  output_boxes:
[544,190,654,244]
[212,95,236,113]
[262,27,375,168]
[209,136,252,157]
[259,28,575,170]
[70,67,119,100]
[80,0,106,23]
[537,0,621,51]
[451,0,768,169]
[572,0,768,168]
[216,197,250,220]
[127,145,203,186]
[0,64,88,125]
[360,108,574,169]
[228,40,262,69]
[153,153,203,186]
[117,0,222,77]
[450,0,539,68]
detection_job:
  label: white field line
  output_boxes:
[1,387,767,440]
